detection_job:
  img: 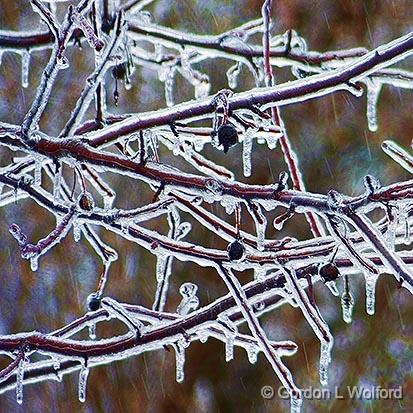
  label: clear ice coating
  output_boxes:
[218,314,237,362]
[319,341,331,386]
[246,202,267,251]
[282,267,333,386]
[16,358,25,405]
[174,339,187,383]
[364,272,379,315]
[365,79,382,132]
[177,282,199,315]
[381,140,413,174]
[341,289,354,324]
[242,129,255,177]
[247,345,258,364]
[21,51,30,88]
[78,365,89,403]
[2,5,413,413]
[30,256,39,272]
[226,62,242,89]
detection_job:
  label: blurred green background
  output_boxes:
[0,0,412,412]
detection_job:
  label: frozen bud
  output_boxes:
[87,293,101,312]
[78,192,95,211]
[112,63,128,80]
[9,224,27,245]
[278,171,289,190]
[227,239,245,261]
[217,124,238,153]
[327,189,343,210]
[363,175,381,195]
[319,263,340,282]
[17,175,34,189]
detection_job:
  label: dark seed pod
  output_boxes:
[319,263,339,282]
[87,293,101,312]
[217,124,238,153]
[112,63,128,80]
[101,16,115,35]
[78,192,95,211]
[227,239,245,261]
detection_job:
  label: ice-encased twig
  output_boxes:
[280,266,333,386]
[217,265,302,412]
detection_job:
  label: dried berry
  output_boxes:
[112,63,128,80]
[319,263,339,282]
[227,239,245,261]
[87,293,101,312]
[78,192,94,211]
[217,124,238,153]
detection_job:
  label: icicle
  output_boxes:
[364,272,379,315]
[21,51,30,88]
[73,221,81,242]
[177,282,199,315]
[246,202,266,251]
[264,131,280,150]
[156,255,167,282]
[103,194,114,210]
[53,358,60,371]
[163,67,175,107]
[220,196,236,215]
[402,206,411,245]
[290,397,303,413]
[246,345,258,364]
[224,331,235,362]
[194,77,210,99]
[319,341,331,386]
[174,340,186,383]
[341,277,354,324]
[325,281,339,296]
[199,332,209,344]
[34,161,42,186]
[365,79,382,132]
[226,62,242,89]
[254,267,266,280]
[16,358,25,405]
[242,129,255,177]
[53,164,62,200]
[153,252,172,312]
[218,314,237,362]
[384,207,399,250]
[78,365,89,403]
[251,57,265,86]
[88,324,96,340]
[30,256,39,272]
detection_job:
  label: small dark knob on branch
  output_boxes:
[217,124,238,153]
[319,263,339,282]
[87,293,101,312]
[227,239,245,261]
[112,63,128,80]
[78,192,95,211]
